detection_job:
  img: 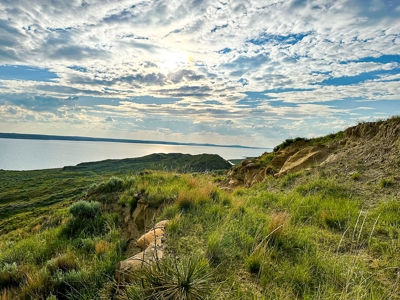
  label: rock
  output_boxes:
[241,159,252,166]
[276,145,331,177]
[229,179,239,185]
[137,228,165,250]
[116,242,164,283]
[132,200,158,231]
[116,220,169,284]
[154,220,169,228]
[244,163,258,169]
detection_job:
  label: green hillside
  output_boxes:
[1,119,399,299]
[63,153,232,173]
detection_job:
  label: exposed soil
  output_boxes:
[225,117,400,207]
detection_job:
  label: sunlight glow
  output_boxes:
[158,50,190,73]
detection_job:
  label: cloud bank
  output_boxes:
[0,0,399,147]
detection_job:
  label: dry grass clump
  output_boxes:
[194,182,216,204]
[47,252,79,274]
[31,224,42,233]
[177,190,194,211]
[268,212,289,239]
[188,176,199,188]
[95,241,110,256]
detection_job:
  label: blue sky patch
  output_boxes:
[268,100,297,107]
[320,68,400,86]
[313,98,400,116]
[237,91,275,107]
[244,91,275,100]
[218,48,231,54]
[247,33,308,46]
[0,65,58,82]
[68,66,88,73]
[77,96,120,107]
[263,87,316,93]
[204,100,223,105]
[211,24,228,33]
[341,54,400,64]
[129,95,183,105]
[47,27,72,32]
[238,78,249,86]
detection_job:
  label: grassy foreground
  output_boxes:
[1,167,399,299]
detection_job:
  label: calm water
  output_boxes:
[0,138,269,171]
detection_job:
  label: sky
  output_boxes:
[0,0,399,148]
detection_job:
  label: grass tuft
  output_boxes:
[177,190,194,211]
[379,177,394,188]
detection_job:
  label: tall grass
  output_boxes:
[1,170,399,299]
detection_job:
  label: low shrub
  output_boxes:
[0,262,23,288]
[259,152,276,165]
[87,177,125,194]
[64,202,107,238]
[47,252,78,274]
[69,201,101,220]
[273,137,307,152]
[119,189,138,213]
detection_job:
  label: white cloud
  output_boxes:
[0,0,399,146]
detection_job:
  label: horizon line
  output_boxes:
[0,132,269,150]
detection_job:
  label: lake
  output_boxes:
[0,138,269,171]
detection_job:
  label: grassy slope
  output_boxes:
[0,154,229,235]
[0,145,399,299]
[64,153,232,173]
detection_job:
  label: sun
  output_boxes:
[158,50,191,73]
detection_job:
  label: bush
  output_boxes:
[0,262,23,288]
[87,177,125,194]
[64,201,107,238]
[47,252,79,274]
[119,189,138,213]
[69,201,101,220]
[259,152,276,165]
[274,137,307,152]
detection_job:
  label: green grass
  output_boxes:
[379,177,394,189]
[351,171,361,180]
[1,161,399,299]
[122,257,214,300]
[273,131,346,152]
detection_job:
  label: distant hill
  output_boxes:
[63,153,232,173]
[0,132,257,149]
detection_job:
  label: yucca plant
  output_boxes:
[125,257,214,300]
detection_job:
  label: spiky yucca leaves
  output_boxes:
[124,257,214,300]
